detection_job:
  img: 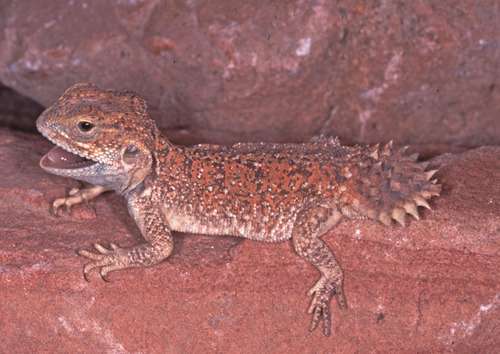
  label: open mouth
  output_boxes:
[40,145,97,170]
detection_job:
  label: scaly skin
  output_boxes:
[36,83,441,336]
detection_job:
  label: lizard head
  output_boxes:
[37,83,159,193]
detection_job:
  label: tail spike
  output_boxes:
[414,195,431,210]
[369,147,379,160]
[379,211,392,226]
[403,202,420,220]
[382,140,393,156]
[392,208,407,227]
[425,169,439,181]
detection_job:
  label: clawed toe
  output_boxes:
[82,259,108,282]
[50,198,72,216]
[307,276,345,336]
[308,289,333,336]
[309,304,331,336]
[78,243,126,281]
[93,243,113,254]
[48,186,95,217]
[335,287,348,309]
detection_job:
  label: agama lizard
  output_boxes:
[36,83,441,336]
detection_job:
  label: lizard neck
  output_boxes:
[116,129,167,196]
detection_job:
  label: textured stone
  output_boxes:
[1,1,499,148]
[0,83,43,132]
[0,128,499,353]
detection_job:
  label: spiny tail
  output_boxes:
[356,141,441,227]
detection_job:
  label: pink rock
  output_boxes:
[0,128,499,352]
[1,1,499,148]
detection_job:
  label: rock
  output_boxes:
[1,1,500,148]
[0,128,499,353]
[0,83,43,132]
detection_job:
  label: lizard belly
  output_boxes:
[161,205,295,242]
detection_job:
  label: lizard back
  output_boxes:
[153,137,440,240]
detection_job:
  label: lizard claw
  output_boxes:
[50,188,80,216]
[78,243,128,281]
[49,203,61,217]
[308,294,332,336]
[307,276,347,336]
[49,185,98,217]
[50,197,69,216]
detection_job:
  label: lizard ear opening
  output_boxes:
[122,144,141,165]
[121,143,153,193]
[121,143,152,171]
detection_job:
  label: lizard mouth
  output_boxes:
[40,145,97,170]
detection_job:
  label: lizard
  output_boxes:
[36,83,441,336]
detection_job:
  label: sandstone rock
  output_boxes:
[1,1,499,148]
[0,128,499,353]
[0,83,43,132]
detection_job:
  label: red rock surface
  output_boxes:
[0,83,43,132]
[0,128,499,353]
[1,1,500,148]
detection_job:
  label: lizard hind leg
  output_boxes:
[291,205,346,336]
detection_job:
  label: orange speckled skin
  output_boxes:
[153,139,361,242]
[37,83,441,336]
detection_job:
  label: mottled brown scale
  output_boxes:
[36,83,442,337]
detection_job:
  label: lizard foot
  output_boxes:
[307,276,347,336]
[51,187,89,216]
[51,187,80,215]
[50,185,107,216]
[78,243,129,281]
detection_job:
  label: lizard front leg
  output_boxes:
[292,205,346,336]
[52,185,110,214]
[78,200,173,281]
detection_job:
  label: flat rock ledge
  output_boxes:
[0,128,499,353]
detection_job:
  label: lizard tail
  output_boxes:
[351,141,441,227]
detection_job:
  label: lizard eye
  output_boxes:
[77,121,94,132]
